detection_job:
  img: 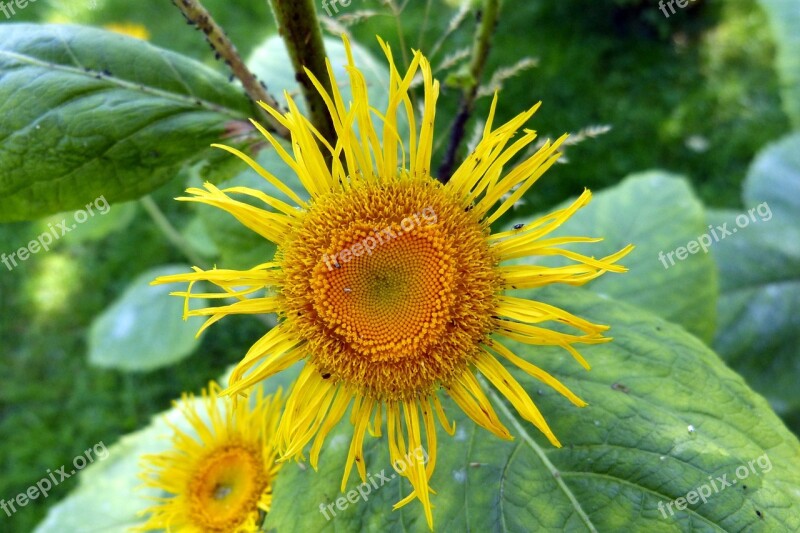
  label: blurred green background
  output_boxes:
[0,0,793,529]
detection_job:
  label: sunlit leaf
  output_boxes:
[88,264,206,371]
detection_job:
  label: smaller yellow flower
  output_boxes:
[104,23,150,41]
[137,382,283,532]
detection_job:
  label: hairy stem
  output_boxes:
[171,0,290,138]
[270,0,337,150]
[437,0,501,183]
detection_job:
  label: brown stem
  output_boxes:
[437,0,501,183]
[172,0,290,138]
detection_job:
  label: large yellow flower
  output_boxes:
[137,382,283,532]
[154,36,632,528]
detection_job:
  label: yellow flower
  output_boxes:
[104,23,150,41]
[137,382,283,532]
[154,36,632,528]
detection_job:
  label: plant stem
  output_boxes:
[270,0,337,150]
[171,0,290,139]
[437,0,501,183]
[140,196,208,269]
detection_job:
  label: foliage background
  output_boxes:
[0,0,797,530]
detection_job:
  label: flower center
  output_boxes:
[316,217,455,362]
[188,444,267,531]
[280,178,501,401]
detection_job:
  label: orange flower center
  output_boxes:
[280,178,501,401]
[188,444,267,531]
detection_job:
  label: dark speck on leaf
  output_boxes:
[611,382,630,394]
[513,223,524,229]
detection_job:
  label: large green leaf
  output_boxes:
[88,264,207,371]
[0,23,254,221]
[506,172,718,341]
[756,0,800,128]
[711,133,800,426]
[265,287,800,531]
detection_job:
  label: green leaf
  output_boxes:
[88,264,206,371]
[756,0,800,127]
[507,171,718,341]
[710,133,800,425]
[265,286,800,531]
[0,23,254,222]
[743,132,800,254]
[181,215,220,260]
